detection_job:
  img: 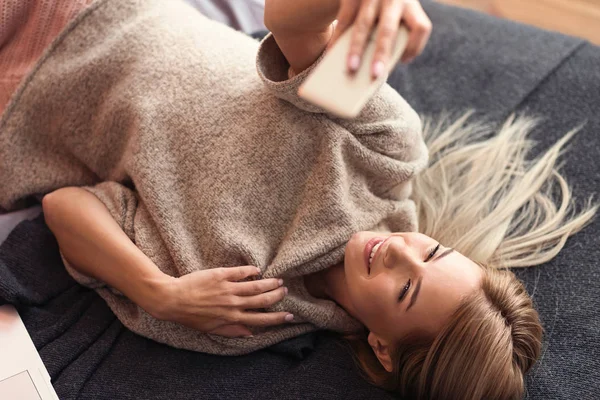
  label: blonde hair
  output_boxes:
[347,112,597,399]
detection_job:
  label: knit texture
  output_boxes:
[0,0,428,355]
[0,0,95,115]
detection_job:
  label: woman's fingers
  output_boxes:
[372,0,404,79]
[241,286,288,309]
[231,278,284,296]
[400,0,432,63]
[330,0,431,73]
[220,265,261,282]
[236,311,294,326]
[348,0,380,73]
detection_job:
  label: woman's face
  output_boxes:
[343,231,483,344]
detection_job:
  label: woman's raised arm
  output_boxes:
[264,0,431,77]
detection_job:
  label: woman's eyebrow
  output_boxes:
[406,249,454,311]
[406,276,423,311]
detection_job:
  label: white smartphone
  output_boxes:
[298,24,409,119]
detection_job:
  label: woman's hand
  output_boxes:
[153,265,292,338]
[329,0,432,78]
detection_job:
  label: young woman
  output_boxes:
[0,0,595,399]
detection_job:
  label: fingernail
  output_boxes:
[278,279,284,286]
[244,334,254,338]
[255,267,261,274]
[285,313,294,322]
[372,61,385,79]
[348,55,360,72]
[284,287,289,295]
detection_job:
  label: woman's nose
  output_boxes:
[383,236,407,266]
[384,236,420,270]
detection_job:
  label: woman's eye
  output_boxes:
[398,279,411,302]
[425,243,440,262]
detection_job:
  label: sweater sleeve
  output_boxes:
[256,32,428,164]
[60,181,138,290]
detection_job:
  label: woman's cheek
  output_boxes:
[348,277,375,319]
[359,277,388,316]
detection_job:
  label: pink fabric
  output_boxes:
[0,0,95,115]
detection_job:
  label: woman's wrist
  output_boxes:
[264,0,339,34]
[125,263,176,320]
[264,0,345,76]
[272,26,335,76]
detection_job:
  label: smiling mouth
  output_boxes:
[364,237,386,274]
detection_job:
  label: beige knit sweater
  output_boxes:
[0,0,428,355]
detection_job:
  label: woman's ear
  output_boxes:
[367,332,393,372]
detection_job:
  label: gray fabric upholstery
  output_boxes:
[0,206,41,245]
[185,0,265,34]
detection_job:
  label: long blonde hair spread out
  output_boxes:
[347,112,598,399]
